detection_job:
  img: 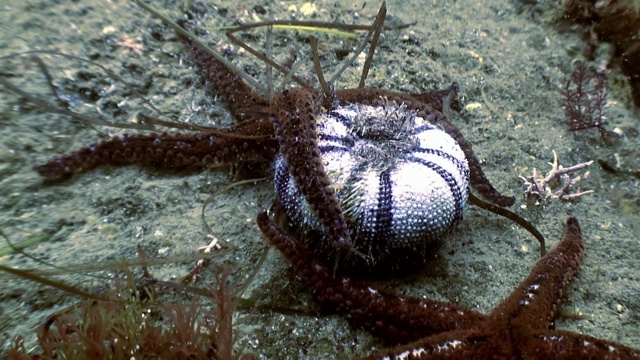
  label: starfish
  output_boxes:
[26,6,523,274]
[3,3,636,358]
[258,214,640,359]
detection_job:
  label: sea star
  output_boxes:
[30,9,521,273]
[258,214,640,359]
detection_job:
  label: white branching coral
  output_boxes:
[520,150,594,201]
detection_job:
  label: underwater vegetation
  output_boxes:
[5,265,258,360]
[564,0,640,107]
[562,62,609,140]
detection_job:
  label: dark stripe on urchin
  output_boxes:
[413,124,437,134]
[326,110,353,128]
[407,156,465,221]
[373,170,394,249]
[318,145,351,155]
[413,148,468,180]
[319,134,354,146]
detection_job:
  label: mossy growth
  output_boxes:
[6,268,257,360]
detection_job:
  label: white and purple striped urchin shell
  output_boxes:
[274,103,469,271]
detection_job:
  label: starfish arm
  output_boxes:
[272,88,352,251]
[175,22,269,122]
[334,88,434,113]
[257,212,487,344]
[359,328,497,360]
[355,217,640,359]
[334,88,515,207]
[492,217,584,328]
[410,83,460,114]
[34,119,278,179]
[522,329,640,359]
[363,329,640,360]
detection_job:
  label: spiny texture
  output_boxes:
[335,87,515,207]
[34,120,278,180]
[34,18,518,275]
[260,213,640,359]
[272,88,352,253]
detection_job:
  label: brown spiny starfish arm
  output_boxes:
[176,22,269,122]
[334,87,452,112]
[272,88,352,251]
[522,330,640,359]
[257,212,487,344]
[494,217,584,327]
[358,327,494,360]
[361,328,640,360]
[334,88,426,112]
[410,83,459,113]
[34,119,278,179]
[359,218,640,359]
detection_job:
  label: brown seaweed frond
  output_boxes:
[6,268,255,360]
[563,0,640,107]
[562,62,609,140]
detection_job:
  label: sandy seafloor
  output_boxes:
[0,0,639,358]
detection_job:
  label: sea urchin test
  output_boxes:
[275,103,470,270]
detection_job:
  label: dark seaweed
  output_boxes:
[562,62,609,140]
